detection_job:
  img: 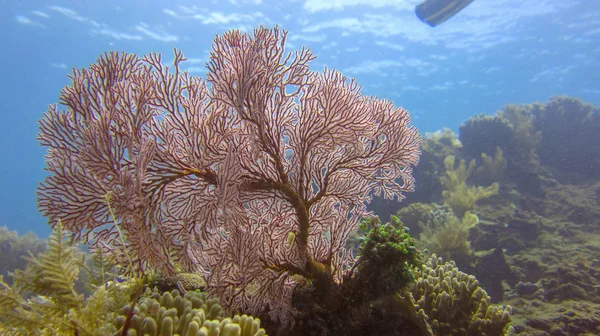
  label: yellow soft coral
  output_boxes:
[418,205,479,261]
[441,155,499,217]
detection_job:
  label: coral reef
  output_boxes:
[0,224,267,336]
[440,155,499,218]
[498,104,540,164]
[285,216,425,336]
[531,96,600,184]
[26,25,600,336]
[458,110,545,198]
[459,114,514,160]
[35,25,421,324]
[417,205,479,263]
[432,97,600,334]
[114,289,266,336]
[0,223,133,335]
[0,226,46,286]
[372,96,600,335]
[405,255,513,336]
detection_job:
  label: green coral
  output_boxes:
[345,216,423,301]
[418,205,479,262]
[499,104,540,162]
[408,129,462,205]
[115,289,266,336]
[403,255,513,336]
[441,155,499,218]
[424,128,463,150]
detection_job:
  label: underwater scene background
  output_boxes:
[0,0,599,335]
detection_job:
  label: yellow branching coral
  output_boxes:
[499,104,540,162]
[404,255,513,336]
[115,289,266,336]
[441,155,499,217]
[418,205,479,261]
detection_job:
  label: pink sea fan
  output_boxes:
[37,26,421,323]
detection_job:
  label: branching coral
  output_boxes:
[475,147,506,185]
[402,255,513,336]
[343,216,422,302]
[115,289,266,336]
[499,104,540,163]
[417,204,479,261]
[441,155,499,218]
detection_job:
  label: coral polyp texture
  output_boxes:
[407,255,513,336]
[36,26,421,323]
[115,289,266,336]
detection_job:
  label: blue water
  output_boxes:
[0,0,598,237]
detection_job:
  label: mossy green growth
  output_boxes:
[348,216,423,301]
[441,155,499,217]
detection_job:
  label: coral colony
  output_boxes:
[36,26,421,324]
